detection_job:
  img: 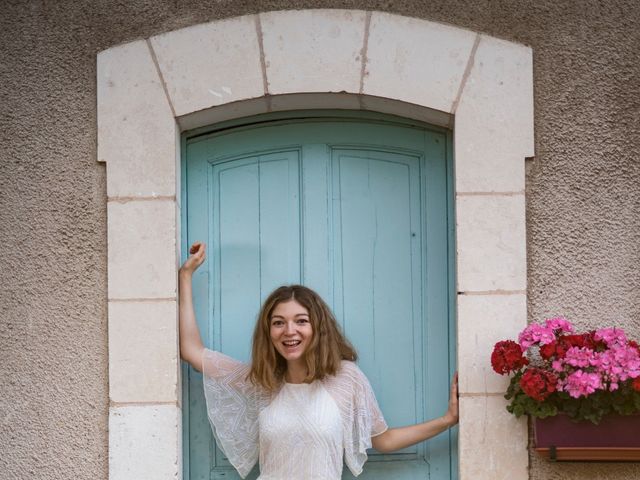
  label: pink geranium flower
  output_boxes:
[563,346,598,368]
[519,324,556,349]
[596,344,640,388]
[595,328,627,348]
[559,370,602,399]
[545,317,574,333]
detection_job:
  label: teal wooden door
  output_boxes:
[183,115,456,480]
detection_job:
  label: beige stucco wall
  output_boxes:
[0,2,638,480]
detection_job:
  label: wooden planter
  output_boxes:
[534,414,640,461]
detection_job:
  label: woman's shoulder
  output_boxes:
[202,348,251,379]
[338,359,367,377]
[202,348,247,365]
[323,360,369,391]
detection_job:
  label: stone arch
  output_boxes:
[98,9,532,479]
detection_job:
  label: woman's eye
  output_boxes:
[296,318,309,324]
[272,320,284,326]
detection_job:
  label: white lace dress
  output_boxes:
[202,349,388,479]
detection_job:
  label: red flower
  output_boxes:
[491,340,529,374]
[629,340,640,356]
[540,341,556,360]
[585,330,606,350]
[564,334,588,348]
[632,377,640,392]
[540,340,567,360]
[520,368,557,401]
[541,334,598,360]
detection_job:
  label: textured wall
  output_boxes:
[0,1,638,479]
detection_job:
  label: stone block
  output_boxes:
[98,41,177,198]
[457,293,527,394]
[459,395,528,480]
[107,200,177,299]
[261,9,366,95]
[364,12,477,113]
[109,404,181,480]
[455,36,534,193]
[109,300,178,403]
[456,194,526,292]
[150,15,264,117]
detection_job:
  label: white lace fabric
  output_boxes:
[202,349,388,479]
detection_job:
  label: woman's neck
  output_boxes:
[285,360,307,383]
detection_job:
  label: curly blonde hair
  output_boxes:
[249,285,357,390]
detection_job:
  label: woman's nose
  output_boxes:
[285,321,295,334]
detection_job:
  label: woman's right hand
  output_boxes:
[180,242,206,275]
[179,242,206,371]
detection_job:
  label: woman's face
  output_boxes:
[269,299,313,367]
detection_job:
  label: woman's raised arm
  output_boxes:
[371,373,458,453]
[179,242,206,372]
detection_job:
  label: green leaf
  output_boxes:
[513,404,525,417]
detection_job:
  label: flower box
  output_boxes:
[490,317,640,462]
[534,414,640,461]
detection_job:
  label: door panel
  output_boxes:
[184,118,454,479]
[333,150,422,452]
[212,151,301,362]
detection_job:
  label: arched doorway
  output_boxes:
[99,9,532,479]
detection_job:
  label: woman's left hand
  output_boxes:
[443,372,459,427]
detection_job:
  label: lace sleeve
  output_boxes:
[324,361,388,477]
[202,349,267,478]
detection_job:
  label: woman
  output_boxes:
[180,242,459,479]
